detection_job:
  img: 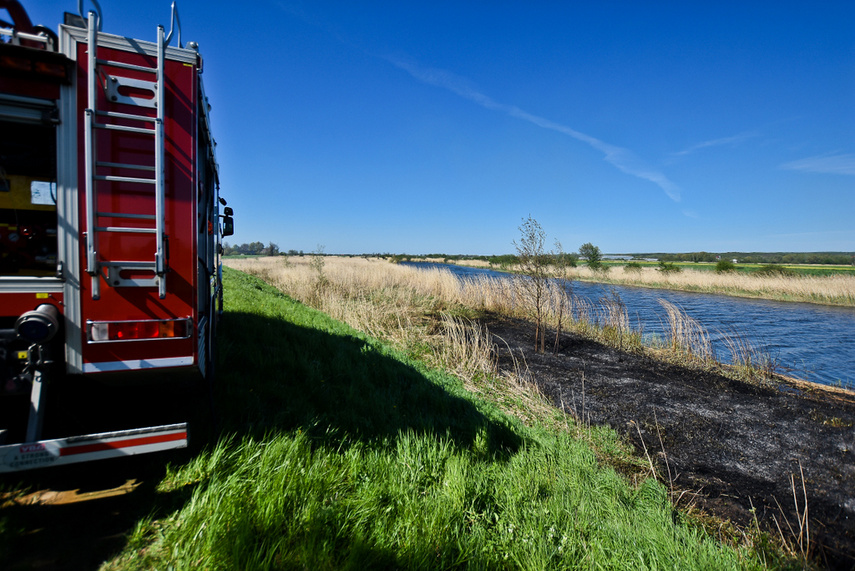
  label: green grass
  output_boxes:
[101,268,769,569]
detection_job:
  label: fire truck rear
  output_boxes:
[0,1,233,472]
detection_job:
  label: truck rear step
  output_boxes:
[0,423,187,472]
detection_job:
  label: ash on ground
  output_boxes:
[486,315,855,570]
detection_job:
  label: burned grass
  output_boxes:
[485,314,855,569]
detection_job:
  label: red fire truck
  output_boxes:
[0,0,233,472]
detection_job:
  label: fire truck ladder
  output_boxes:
[83,11,173,300]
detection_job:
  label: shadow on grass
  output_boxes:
[212,308,522,456]
[1,272,523,569]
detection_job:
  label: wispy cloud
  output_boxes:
[780,153,855,176]
[670,131,759,159]
[384,55,680,202]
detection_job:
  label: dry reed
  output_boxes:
[658,299,715,365]
[226,256,783,394]
[225,256,553,424]
[566,266,854,306]
[770,462,813,564]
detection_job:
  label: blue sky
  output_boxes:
[25,1,855,255]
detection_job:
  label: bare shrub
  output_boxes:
[514,216,552,352]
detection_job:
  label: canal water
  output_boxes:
[406,262,855,389]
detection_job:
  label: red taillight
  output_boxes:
[0,54,30,72]
[0,44,71,83]
[88,319,190,342]
[33,60,68,79]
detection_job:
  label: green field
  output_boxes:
[27,268,792,569]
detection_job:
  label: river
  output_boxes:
[405,262,855,390]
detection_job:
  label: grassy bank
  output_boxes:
[99,267,778,569]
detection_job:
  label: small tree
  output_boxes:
[514,216,552,352]
[579,242,606,273]
[311,244,325,271]
[310,245,328,295]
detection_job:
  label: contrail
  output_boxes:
[670,131,759,159]
[385,55,680,202]
[780,153,855,176]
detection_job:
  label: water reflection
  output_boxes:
[405,262,855,389]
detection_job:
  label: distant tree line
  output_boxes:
[222,241,280,256]
[409,251,853,267]
[481,251,853,266]
[636,252,855,265]
[223,244,853,267]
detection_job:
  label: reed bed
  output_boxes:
[227,256,467,338]
[565,265,855,306]
[225,256,555,424]
[226,256,775,383]
[451,258,493,268]
[658,299,715,365]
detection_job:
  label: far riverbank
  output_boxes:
[410,258,855,307]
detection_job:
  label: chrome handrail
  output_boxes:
[77,0,103,31]
[0,26,55,50]
[164,1,182,48]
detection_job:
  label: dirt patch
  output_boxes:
[484,314,855,570]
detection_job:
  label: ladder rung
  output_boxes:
[102,261,157,269]
[96,110,155,123]
[96,161,156,172]
[95,226,157,234]
[94,122,156,135]
[97,212,156,220]
[84,15,169,300]
[95,174,156,185]
[97,58,157,74]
